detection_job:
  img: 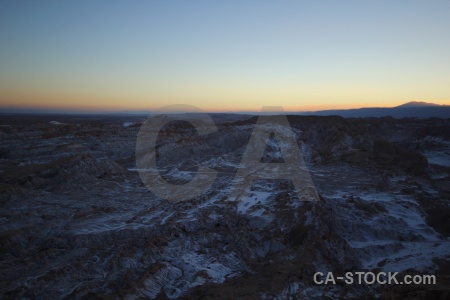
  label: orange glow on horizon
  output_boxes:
[1,88,450,113]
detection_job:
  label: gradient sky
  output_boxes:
[1,0,450,112]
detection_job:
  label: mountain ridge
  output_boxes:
[1,102,450,118]
[395,101,444,108]
[301,101,450,118]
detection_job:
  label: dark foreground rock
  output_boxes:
[0,115,449,299]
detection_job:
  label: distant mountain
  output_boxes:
[395,101,442,108]
[301,102,450,119]
[1,102,450,119]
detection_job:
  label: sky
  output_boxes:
[1,0,450,113]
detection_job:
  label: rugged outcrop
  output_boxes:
[0,115,449,299]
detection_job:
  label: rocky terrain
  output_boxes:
[0,114,449,299]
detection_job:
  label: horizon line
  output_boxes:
[1,101,449,115]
